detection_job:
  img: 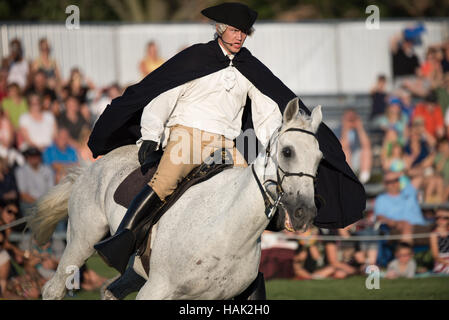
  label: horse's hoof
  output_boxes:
[100,275,120,300]
[42,280,66,300]
[102,289,118,300]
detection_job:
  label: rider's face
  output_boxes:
[218,26,247,54]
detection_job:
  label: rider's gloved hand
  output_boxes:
[138,140,160,174]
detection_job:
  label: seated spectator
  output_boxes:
[0,105,23,167]
[0,201,26,297]
[18,93,57,151]
[425,139,449,202]
[14,147,54,213]
[390,32,420,88]
[292,227,342,280]
[139,41,165,78]
[293,244,336,280]
[0,157,18,202]
[369,74,388,120]
[3,273,43,299]
[0,106,14,150]
[403,119,435,181]
[57,96,90,147]
[6,39,29,91]
[381,138,410,190]
[90,83,121,125]
[43,128,78,183]
[31,38,61,91]
[402,47,443,98]
[319,228,360,279]
[25,70,57,111]
[77,127,95,163]
[441,41,449,74]
[0,68,8,103]
[79,264,107,291]
[419,47,442,83]
[374,98,409,145]
[412,91,445,140]
[429,207,449,274]
[63,68,94,106]
[4,245,46,299]
[28,241,58,281]
[335,109,372,183]
[2,82,28,130]
[353,210,379,268]
[374,171,430,245]
[435,71,449,117]
[385,242,417,279]
[397,89,415,122]
[0,210,12,296]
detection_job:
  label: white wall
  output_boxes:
[1,20,447,94]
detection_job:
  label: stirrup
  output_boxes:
[94,229,136,274]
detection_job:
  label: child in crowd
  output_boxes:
[386,242,417,279]
[429,207,449,274]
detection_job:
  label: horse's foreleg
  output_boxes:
[42,215,108,300]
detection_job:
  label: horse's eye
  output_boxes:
[282,147,292,158]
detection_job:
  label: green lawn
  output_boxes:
[64,254,449,300]
[266,277,449,300]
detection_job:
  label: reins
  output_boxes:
[252,126,318,219]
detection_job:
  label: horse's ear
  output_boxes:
[310,105,322,133]
[283,98,299,123]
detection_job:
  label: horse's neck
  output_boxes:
[225,153,274,241]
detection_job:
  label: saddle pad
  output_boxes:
[113,166,158,209]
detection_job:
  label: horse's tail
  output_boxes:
[28,163,89,246]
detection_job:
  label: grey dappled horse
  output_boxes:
[29,98,323,299]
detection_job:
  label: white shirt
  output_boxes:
[138,43,282,148]
[7,60,29,90]
[19,111,56,149]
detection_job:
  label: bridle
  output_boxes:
[252,126,318,219]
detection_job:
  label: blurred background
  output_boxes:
[0,0,449,300]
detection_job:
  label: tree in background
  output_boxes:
[0,0,448,22]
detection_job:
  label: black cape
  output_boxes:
[88,39,366,229]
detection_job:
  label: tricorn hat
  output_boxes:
[201,2,258,34]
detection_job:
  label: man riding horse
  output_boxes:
[90,2,366,275]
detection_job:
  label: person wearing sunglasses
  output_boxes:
[0,201,22,296]
[374,171,429,245]
[429,207,449,274]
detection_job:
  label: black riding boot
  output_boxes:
[94,185,162,274]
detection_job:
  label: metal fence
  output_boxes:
[1,19,448,94]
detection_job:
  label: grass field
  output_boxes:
[64,254,449,300]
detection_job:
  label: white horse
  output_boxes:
[29,98,323,300]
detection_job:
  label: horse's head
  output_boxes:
[265,98,323,232]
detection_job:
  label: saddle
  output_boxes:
[113,148,234,274]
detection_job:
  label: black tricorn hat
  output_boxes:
[201,2,258,34]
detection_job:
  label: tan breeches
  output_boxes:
[149,125,247,200]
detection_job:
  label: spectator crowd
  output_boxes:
[261,24,449,282]
[0,36,151,299]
